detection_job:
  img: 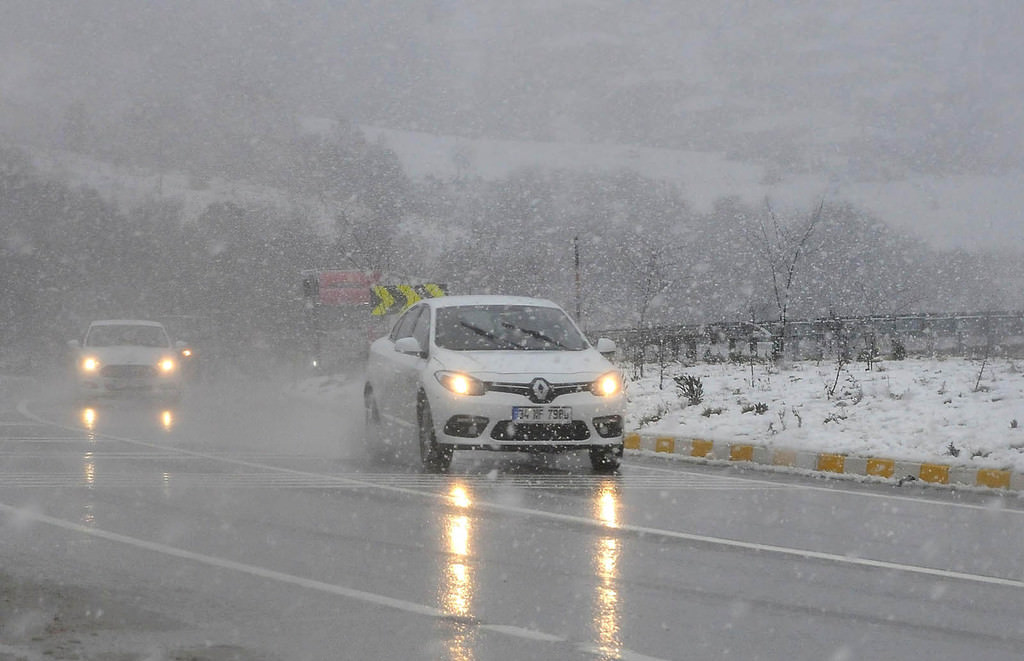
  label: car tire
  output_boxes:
[364,392,390,464]
[589,446,621,472]
[418,398,452,472]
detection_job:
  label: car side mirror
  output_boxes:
[595,338,616,356]
[394,336,424,356]
[67,340,80,349]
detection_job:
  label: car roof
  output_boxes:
[422,295,563,309]
[88,319,166,327]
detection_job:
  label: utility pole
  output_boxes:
[573,235,582,323]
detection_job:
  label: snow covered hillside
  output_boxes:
[361,125,1024,253]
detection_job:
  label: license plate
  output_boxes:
[511,406,572,423]
[108,379,149,390]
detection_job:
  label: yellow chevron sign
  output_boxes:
[397,285,420,308]
[370,284,447,315]
[370,286,395,316]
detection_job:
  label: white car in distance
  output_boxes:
[69,319,184,402]
[364,295,625,472]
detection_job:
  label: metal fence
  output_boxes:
[595,312,1024,364]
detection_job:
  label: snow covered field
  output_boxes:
[627,356,1024,476]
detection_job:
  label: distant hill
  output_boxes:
[359,125,1024,253]
[3,1,1023,251]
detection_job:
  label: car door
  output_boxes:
[390,304,432,431]
[376,304,427,436]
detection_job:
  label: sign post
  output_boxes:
[300,270,447,370]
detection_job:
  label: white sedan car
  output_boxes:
[69,320,184,402]
[364,295,625,472]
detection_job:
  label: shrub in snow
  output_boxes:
[823,411,847,424]
[674,374,704,406]
[636,402,672,428]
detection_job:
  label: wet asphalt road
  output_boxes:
[2,375,1024,661]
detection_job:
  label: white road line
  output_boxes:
[0,437,97,442]
[17,399,1024,590]
[0,502,667,661]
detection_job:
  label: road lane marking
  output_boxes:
[0,436,98,442]
[17,399,1024,591]
[0,502,667,661]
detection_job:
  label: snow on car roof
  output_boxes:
[88,319,166,327]
[423,295,563,309]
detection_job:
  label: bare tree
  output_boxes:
[754,197,824,359]
[620,243,682,378]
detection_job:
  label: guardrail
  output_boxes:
[595,311,1024,362]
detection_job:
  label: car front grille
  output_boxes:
[101,365,156,378]
[490,420,591,441]
[487,381,591,402]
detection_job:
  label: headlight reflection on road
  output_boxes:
[81,451,96,526]
[81,407,97,433]
[160,409,174,431]
[593,480,622,659]
[83,452,96,487]
[440,480,476,661]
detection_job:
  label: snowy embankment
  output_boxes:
[628,357,1024,476]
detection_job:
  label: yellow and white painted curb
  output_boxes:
[623,432,1024,492]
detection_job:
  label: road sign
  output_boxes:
[301,269,381,306]
[371,284,447,315]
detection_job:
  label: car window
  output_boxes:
[412,305,431,351]
[85,324,170,348]
[389,306,423,342]
[434,305,588,351]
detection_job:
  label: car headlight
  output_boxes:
[435,371,486,396]
[591,371,622,397]
[81,357,100,372]
[158,358,177,373]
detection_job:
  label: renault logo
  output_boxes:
[529,378,553,403]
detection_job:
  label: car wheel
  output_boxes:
[418,399,452,472]
[364,392,390,464]
[589,446,621,472]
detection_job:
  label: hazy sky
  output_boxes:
[2,1,1023,250]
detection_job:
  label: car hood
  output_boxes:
[431,347,615,382]
[81,346,172,365]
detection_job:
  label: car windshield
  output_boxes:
[85,324,169,348]
[434,305,588,351]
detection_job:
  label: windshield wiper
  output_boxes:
[499,322,570,350]
[458,321,522,350]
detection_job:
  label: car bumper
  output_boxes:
[77,376,181,398]
[426,386,624,451]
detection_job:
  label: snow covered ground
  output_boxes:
[626,356,1024,477]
